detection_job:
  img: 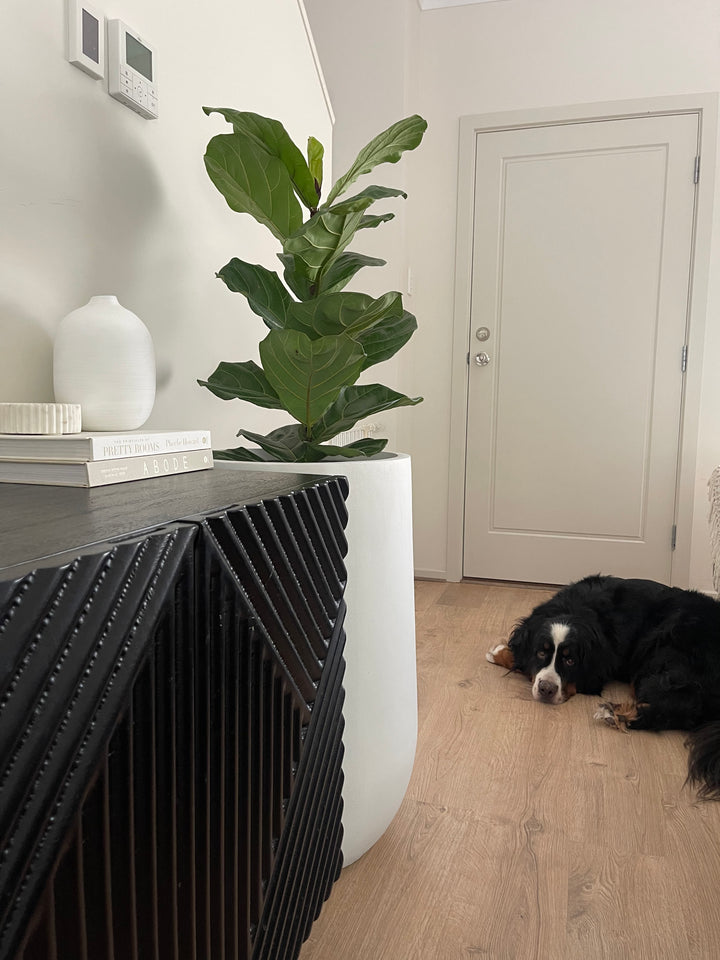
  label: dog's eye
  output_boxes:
[537,650,548,661]
[564,656,575,667]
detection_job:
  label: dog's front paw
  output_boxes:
[485,643,504,663]
[486,643,515,670]
[594,701,619,726]
[594,700,638,731]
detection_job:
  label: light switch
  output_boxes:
[67,0,105,80]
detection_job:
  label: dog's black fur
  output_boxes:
[506,574,720,799]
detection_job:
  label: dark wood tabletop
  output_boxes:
[0,468,333,571]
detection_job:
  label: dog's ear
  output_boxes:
[507,617,535,672]
[574,619,617,694]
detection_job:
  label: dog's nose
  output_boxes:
[538,678,559,700]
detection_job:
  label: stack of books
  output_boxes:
[0,428,214,487]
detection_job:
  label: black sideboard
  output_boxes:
[0,469,349,960]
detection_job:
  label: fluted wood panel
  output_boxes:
[199,480,348,960]
[0,476,348,960]
[0,526,196,960]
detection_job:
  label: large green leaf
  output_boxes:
[308,136,324,192]
[340,437,388,457]
[234,425,308,461]
[329,185,407,206]
[259,329,366,427]
[325,194,388,216]
[282,202,373,294]
[217,259,293,330]
[303,437,388,460]
[213,445,266,462]
[313,384,424,442]
[197,361,283,409]
[358,212,395,230]
[284,291,403,340]
[320,251,386,294]
[326,115,427,205]
[277,253,314,301]
[326,186,404,231]
[237,425,385,461]
[204,108,319,209]
[355,310,418,368]
[204,133,302,242]
[214,429,388,462]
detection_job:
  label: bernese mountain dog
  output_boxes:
[486,574,720,799]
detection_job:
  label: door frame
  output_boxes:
[445,94,718,585]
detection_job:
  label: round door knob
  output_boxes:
[474,352,491,366]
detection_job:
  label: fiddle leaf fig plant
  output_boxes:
[198,108,427,461]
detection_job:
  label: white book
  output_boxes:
[0,428,212,462]
[0,449,214,487]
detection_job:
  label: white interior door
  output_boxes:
[463,113,699,584]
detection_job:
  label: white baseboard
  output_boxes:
[414,568,447,581]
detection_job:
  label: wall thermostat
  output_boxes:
[67,0,105,80]
[107,19,158,119]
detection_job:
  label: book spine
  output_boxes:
[86,449,214,486]
[89,430,212,461]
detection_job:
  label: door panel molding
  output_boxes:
[446,94,718,585]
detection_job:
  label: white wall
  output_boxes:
[306,0,720,590]
[0,0,332,452]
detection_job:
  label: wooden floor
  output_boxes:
[300,579,720,960]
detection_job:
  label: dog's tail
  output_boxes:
[686,721,720,800]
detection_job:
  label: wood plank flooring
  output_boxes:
[299,579,720,960]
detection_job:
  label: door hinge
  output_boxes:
[671,524,677,551]
[681,344,688,373]
[466,352,470,366]
[694,155,701,184]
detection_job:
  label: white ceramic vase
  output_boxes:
[216,453,418,866]
[53,295,156,431]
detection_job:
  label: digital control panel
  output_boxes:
[107,19,158,119]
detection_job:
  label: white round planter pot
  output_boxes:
[216,453,417,866]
